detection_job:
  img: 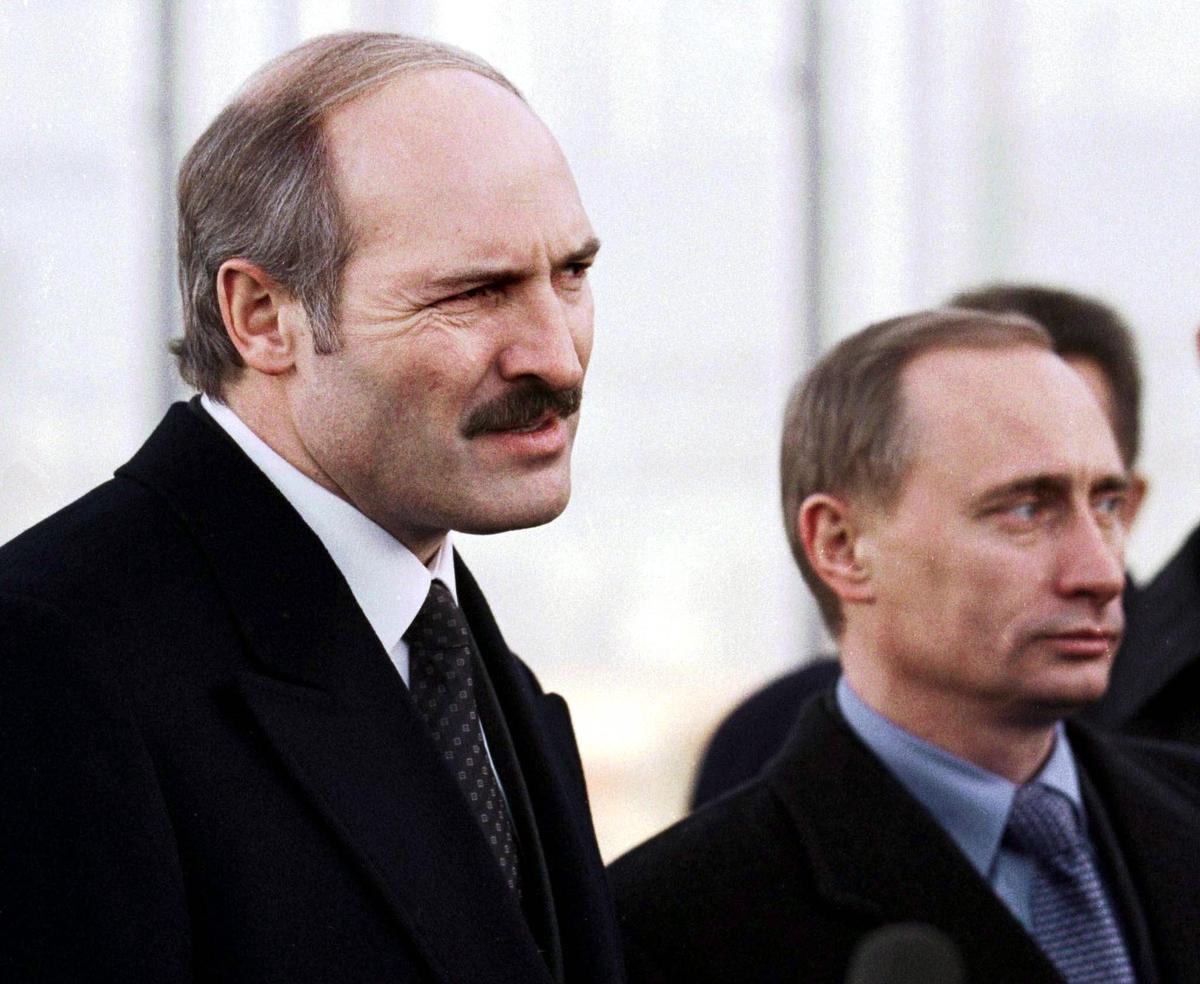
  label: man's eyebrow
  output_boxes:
[418,266,520,296]
[974,476,1069,509]
[418,237,601,297]
[558,236,601,268]
[1092,473,1131,496]
[972,472,1131,510]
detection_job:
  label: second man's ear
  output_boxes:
[216,259,303,376]
[796,493,875,605]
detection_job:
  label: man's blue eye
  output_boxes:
[1008,502,1038,521]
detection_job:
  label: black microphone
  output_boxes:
[844,922,965,984]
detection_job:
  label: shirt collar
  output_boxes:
[836,676,1084,879]
[200,395,456,655]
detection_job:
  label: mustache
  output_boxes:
[461,383,583,438]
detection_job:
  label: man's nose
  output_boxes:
[1056,509,1126,604]
[496,283,588,391]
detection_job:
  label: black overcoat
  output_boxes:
[0,401,623,984]
[612,695,1200,984]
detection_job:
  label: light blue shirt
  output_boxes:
[836,677,1085,930]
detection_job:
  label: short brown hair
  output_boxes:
[949,283,1142,468]
[173,32,522,397]
[781,308,1051,635]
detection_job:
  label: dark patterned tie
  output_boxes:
[1004,782,1135,984]
[405,580,521,897]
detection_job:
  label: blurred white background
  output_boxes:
[3,0,1198,860]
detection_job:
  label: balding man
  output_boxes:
[692,284,1150,809]
[0,34,620,984]
[611,310,1200,984]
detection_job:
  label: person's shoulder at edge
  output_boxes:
[691,657,840,809]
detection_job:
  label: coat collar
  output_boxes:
[1068,724,1200,984]
[117,402,557,984]
[455,555,624,984]
[1095,525,1200,725]
[763,695,1062,982]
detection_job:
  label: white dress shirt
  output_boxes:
[201,394,455,686]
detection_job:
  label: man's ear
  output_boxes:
[1120,470,1148,528]
[216,259,303,375]
[797,493,875,605]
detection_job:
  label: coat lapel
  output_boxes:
[764,697,1062,983]
[1073,754,1159,984]
[1095,528,1200,726]
[117,403,553,984]
[1070,725,1200,984]
[461,589,564,981]
[456,557,624,984]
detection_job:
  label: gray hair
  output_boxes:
[173,32,523,397]
[781,308,1051,636]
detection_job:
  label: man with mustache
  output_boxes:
[611,309,1200,983]
[0,33,621,984]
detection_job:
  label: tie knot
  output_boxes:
[404,580,472,652]
[1005,782,1086,862]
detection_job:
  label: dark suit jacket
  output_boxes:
[613,695,1200,984]
[1089,524,1200,744]
[0,401,623,984]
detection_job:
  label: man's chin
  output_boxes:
[451,484,573,536]
[1023,674,1113,722]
